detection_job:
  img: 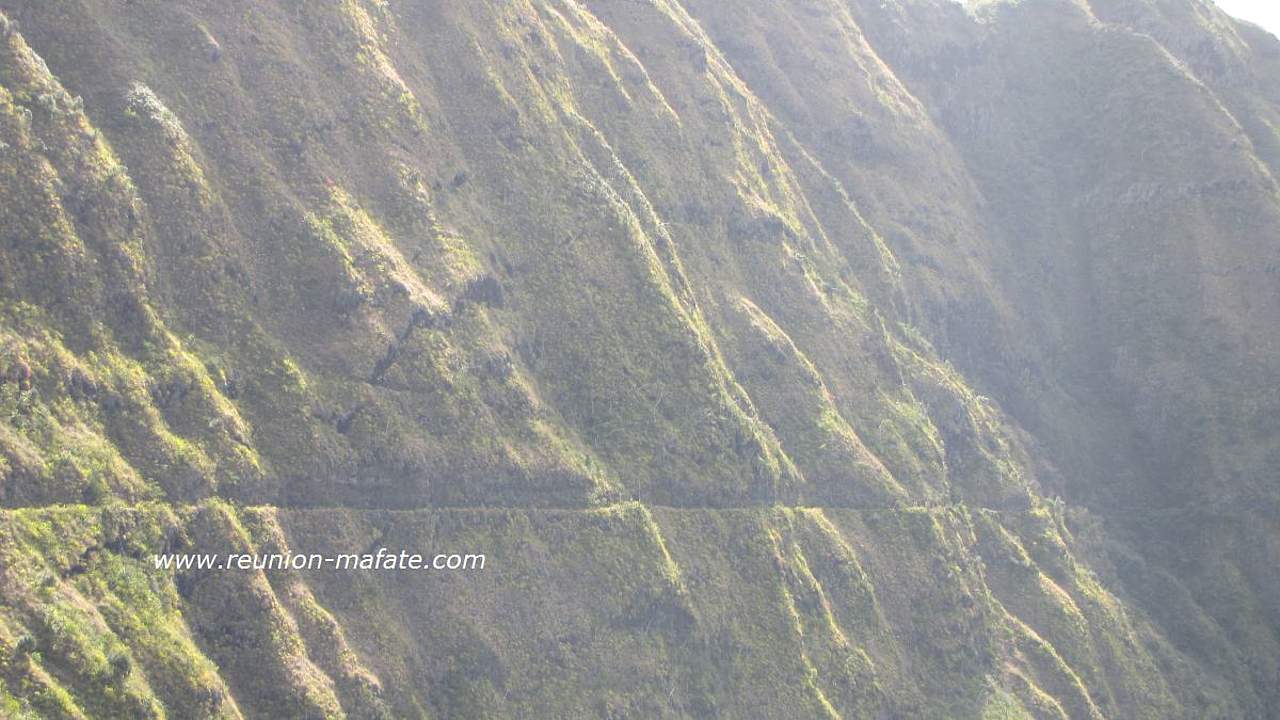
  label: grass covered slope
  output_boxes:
[0,502,1247,718]
[0,0,1276,717]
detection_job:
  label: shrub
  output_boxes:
[83,476,109,504]
[459,275,504,309]
[108,650,132,680]
[14,634,37,657]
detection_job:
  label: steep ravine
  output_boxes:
[0,0,1276,718]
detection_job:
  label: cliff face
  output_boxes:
[0,0,1276,717]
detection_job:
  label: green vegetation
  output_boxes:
[1,0,1277,717]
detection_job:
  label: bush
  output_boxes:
[14,634,37,656]
[458,275,504,309]
[83,476,109,504]
[108,649,132,680]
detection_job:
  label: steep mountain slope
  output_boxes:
[0,0,1275,718]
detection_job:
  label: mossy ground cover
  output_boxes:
[0,502,1233,719]
[0,0,1276,717]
